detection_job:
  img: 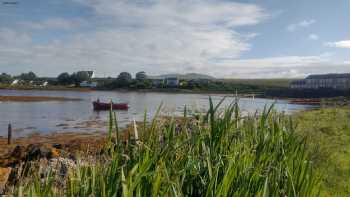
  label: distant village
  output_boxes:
[0,71,212,89]
[1,71,350,95]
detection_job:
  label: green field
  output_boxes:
[221,78,295,88]
[295,107,350,196]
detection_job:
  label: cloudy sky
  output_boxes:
[0,0,349,78]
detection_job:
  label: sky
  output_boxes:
[0,0,349,78]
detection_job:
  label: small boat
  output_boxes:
[289,98,321,105]
[93,101,129,110]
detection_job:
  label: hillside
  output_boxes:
[151,73,215,80]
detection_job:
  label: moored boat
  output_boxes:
[289,98,321,105]
[93,101,129,110]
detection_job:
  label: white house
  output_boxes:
[41,81,48,87]
[11,79,19,86]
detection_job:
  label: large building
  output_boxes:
[290,73,350,90]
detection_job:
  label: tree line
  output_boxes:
[0,72,37,84]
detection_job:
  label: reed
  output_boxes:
[14,98,320,196]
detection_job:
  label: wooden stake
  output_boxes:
[8,123,12,145]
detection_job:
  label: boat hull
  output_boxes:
[93,102,129,110]
[289,99,321,105]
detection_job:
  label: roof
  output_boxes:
[306,73,350,79]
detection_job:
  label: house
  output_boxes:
[290,73,350,90]
[80,81,98,88]
[41,81,48,87]
[11,79,19,86]
[165,77,179,88]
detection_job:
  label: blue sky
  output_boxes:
[0,0,349,78]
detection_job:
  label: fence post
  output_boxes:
[8,123,12,145]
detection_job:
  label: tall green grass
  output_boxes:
[15,98,320,196]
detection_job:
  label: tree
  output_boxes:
[136,71,147,81]
[116,72,132,87]
[71,71,91,85]
[57,72,72,85]
[0,73,12,84]
[19,71,37,81]
[76,71,91,82]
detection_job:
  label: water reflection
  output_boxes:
[0,90,315,137]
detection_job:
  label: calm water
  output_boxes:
[0,90,314,137]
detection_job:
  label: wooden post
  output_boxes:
[8,123,12,145]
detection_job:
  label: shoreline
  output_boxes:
[0,86,268,97]
[0,85,92,92]
[0,95,83,102]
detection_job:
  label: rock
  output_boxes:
[0,145,26,167]
[10,145,26,159]
[25,144,60,161]
[0,167,11,194]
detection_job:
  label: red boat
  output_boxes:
[93,101,129,110]
[289,98,321,105]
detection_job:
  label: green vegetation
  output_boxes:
[13,99,319,196]
[57,71,93,86]
[295,107,350,196]
[222,79,293,88]
[0,71,297,95]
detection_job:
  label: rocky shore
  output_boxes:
[0,132,107,194]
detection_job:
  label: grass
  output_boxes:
[12,98,320,196]
[221,79,294,88]
[295,107,350,196]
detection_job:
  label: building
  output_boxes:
[10,79,19,86]
[165,77,179,88]
[290,73,350,90]
[80,81,98,88]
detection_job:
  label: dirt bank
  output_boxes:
[0,132,106,165]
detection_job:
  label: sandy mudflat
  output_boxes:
[0,95,82,102]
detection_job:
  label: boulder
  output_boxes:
[25,144,60,161]
[10,145,26,159]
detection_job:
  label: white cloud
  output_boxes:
[2,1,349,78]
[308,34,319,40]
[18,18,84,30]
[1,25,349,78]
[325,40,350,48]
[287,19,316,32]
[74,0,267,28]
[0,0,268,77]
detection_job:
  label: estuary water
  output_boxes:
[0,90,314,137]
